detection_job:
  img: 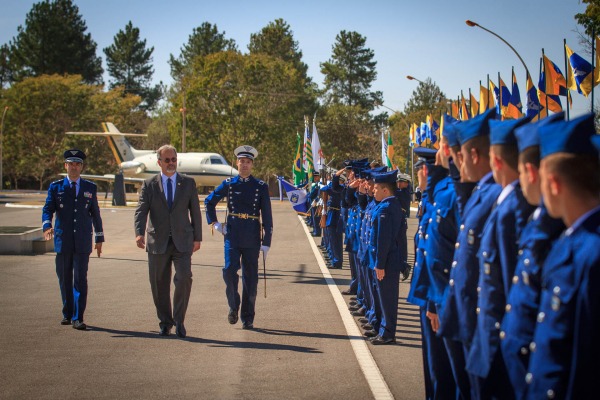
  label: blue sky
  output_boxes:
[1,0,592,118]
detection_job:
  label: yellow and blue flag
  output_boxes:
[538,70,562,113]
[525,73,541,119]
[542,55,567,96]
[470,92,479,118]
[506,70,523,120]
[278,177,308,214]
[480,84,494,114]
[565,44,594,97]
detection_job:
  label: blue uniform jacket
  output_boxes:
[205,175,273,248]
[466,181,535,378]
[367,196,404,272]
[407,190,432,308]
[395,187,412,219]
[42,178,104,254]
[423,167,459,307]
[358,197,377,266]
[437,172,501,346]
[526,207,600,400]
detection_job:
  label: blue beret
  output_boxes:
[514,112,564,153]
[373,170,398,184]
[457,108,497,144]
[64,149,86,163]
[540,113,598,159]
[489,116,530,146]
[443,115,461,147]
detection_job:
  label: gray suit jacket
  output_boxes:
[134,173,202,254]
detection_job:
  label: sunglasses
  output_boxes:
[161,157,177,163]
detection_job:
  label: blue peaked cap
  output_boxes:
[457,108,497,144]
[373,169,398,184]
[443,114,461,147]
[490,116,531,146]
[539,112,598,159]
[514,112,564,153]
[414,147,437,169]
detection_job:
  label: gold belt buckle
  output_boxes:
[240,213,248,219]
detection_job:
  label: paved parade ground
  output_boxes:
[0,192,423,400]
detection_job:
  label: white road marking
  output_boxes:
[298,216,394,400]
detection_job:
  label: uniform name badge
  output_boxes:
[84,191,92,198]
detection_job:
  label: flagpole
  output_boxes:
[592,29,596,112]
[487,74,490,111]
[541,51,548,118]
[498,72,502,120]
[563,39,570,120]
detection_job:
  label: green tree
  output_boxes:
[1,74,142,189]
[0,44,14,89]
[320,30,382,110]
[8,0,103,84]
[169,22,237,79]
[104,21,162,111]
[575,0,600,37]
[168,51,310,180]
[248,19,310,82]
[403,78,447,115]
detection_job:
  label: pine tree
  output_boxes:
[320,30,382,110]
[9,0,103,84]
[169,22,237,79]
[104,21,161,111]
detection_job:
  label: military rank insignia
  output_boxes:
[84,192,92,198]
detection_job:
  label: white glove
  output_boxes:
[214,222,227,235]
[260,245,270,259]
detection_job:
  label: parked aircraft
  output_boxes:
[66,122,238,187]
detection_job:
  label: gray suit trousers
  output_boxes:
[148,238,192,328]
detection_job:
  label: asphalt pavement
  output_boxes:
[0,192,424,400]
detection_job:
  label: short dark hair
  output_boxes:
[377,182,396,193]
[544,153,600,197]
[463,135,490,158]
[491,144,519,171]
[518,146,540,168]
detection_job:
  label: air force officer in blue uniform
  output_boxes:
[42,149,104,330]
[205,146,273,330]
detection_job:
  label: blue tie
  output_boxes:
[71,181,77,198]
[167,178,173,210]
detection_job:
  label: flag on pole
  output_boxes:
[565,43,594,97]
[302,118,313,182]
[460,94,470,120]
[292,132,305,186]
[542,54,567,96]
[498,77,512,119]
[311,117,324,173]
[278,177,308,214]
[525,72,541,119]
[386,131,394,168]
[470,92,479,117]
[410,123,418,147]
[506,70,523,119]
[538,68,563,113]
[451,101,459,119]
[428,115,440,149]
[381,131,389,165]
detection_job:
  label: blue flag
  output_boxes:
[278,177,308,214]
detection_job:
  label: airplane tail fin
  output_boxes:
[66,123,149,164]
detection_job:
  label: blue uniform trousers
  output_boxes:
[472,352,514,400]
[374,268,400,339]
[353,253,365,308]
[328,225,343,268]
[420,309,457,400]
[311,207,321,236]
[56,252,90,322]
[443,337,471,400]
[348,250,358,293]
[223,241,260,324]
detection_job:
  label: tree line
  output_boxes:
[0,0,452,189]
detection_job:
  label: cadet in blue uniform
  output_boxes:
[367,170,405,344]
[466,117,535,399]
[308,172,322,237]
[437,109,501,398]
[205,145,273,329]
[320,179,343,269]
[499,113,565,399]
[42,149,104,330]
[526,113,600,399]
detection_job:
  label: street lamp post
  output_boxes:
[0,106,8,191]
[465,20,530,77]
[406,75,424,84]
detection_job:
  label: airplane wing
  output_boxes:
[60,173,145,185]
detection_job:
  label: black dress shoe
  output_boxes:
[351,308,366,316]
[350,297,357,301]
[371,335,396,345]
[358,317,369,324]
[228,309,239,325]
[328,265,342,269]
[348,305,360,311]
[401,266,411,282]
[242,321,254,330]
[341,289,357,295]
[361,323,374,330]
[61,318,71,325]
[72,320,87,330]
[363,329,377,338]
[159,326,171,336]
[175,323,186,338]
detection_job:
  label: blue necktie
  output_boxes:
[167,178,173,210]
[71,181,77,198]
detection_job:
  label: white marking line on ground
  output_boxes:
[298,216,394,400]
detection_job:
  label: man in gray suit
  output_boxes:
[134,145,202,338]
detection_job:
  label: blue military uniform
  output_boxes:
[466,117,535,399]
[42,149,104,326]
[321,182,343,269]
[526,113,600,399]
[205,146,273,328]
[307,174,322,236]
[498,112,565,399]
